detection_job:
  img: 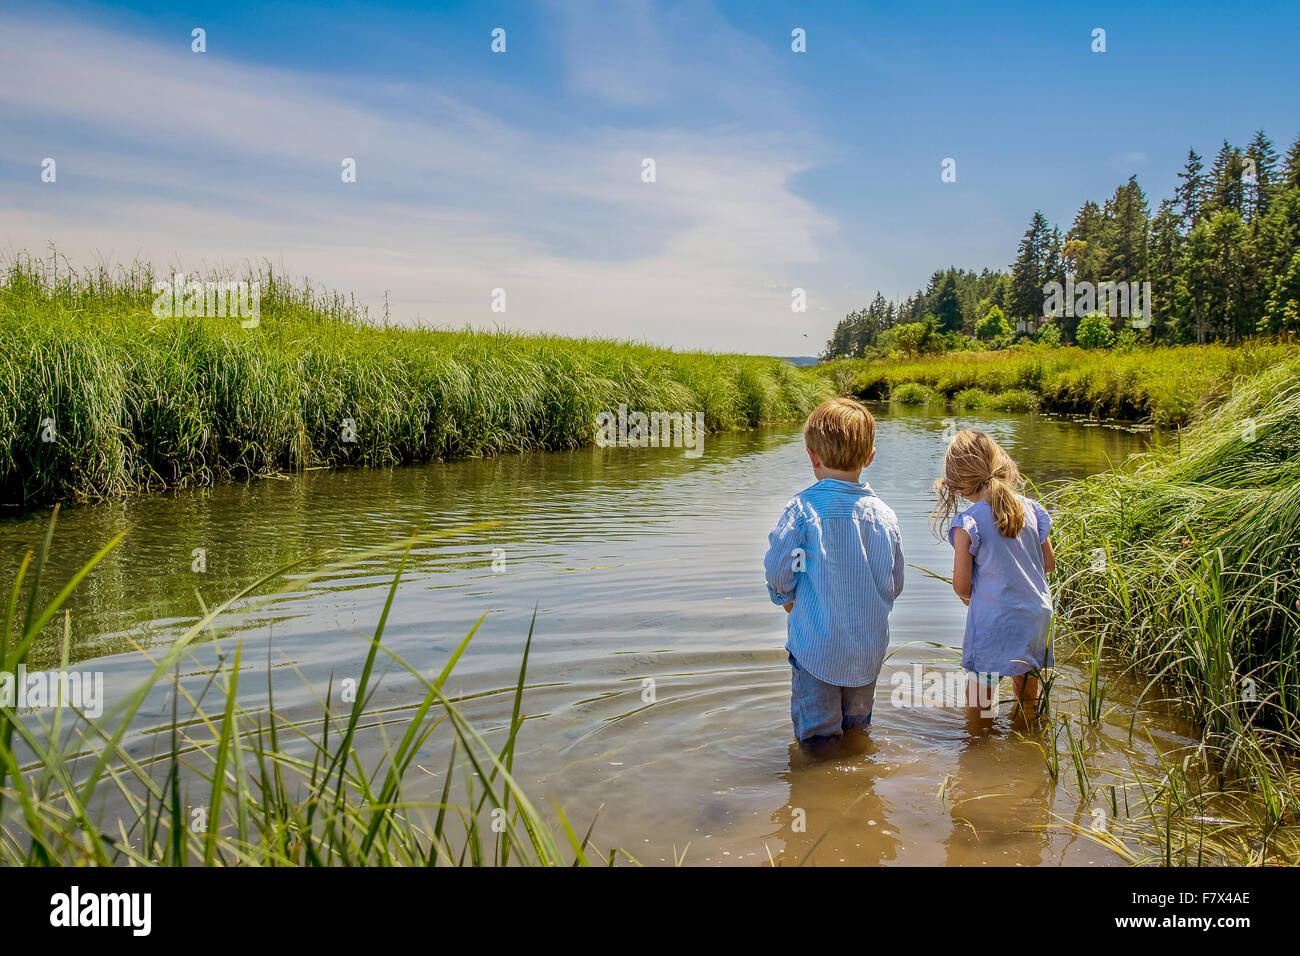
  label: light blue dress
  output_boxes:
[948,496,1053,676]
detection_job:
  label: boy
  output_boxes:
[763,398,905,745]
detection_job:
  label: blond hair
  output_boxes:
[803,398,875,471]
[931,430,1026,538]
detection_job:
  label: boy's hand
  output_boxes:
[783,600,795,613]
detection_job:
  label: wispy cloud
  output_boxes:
[0,7,833,351]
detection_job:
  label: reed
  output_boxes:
[1047,356,1300,864]
[0,254,828,507]
[0,508,603,866]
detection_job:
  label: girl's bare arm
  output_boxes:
[951,527,973,606]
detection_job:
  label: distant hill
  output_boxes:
[776,356,820,367]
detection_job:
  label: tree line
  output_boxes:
[824,130,1300,359]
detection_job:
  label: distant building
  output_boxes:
[1016,316,1045,335]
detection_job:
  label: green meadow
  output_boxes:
[819,343,1296,426]
[0,259,827,507]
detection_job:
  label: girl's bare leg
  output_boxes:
[964,674,996,733]
[1009,674,1041,723]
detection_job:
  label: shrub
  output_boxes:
[953,387,992,409]
[1077,312,1116,350]
[890,382,931,405]
[975,305,1011,341]
[888,319,937,357]
[1035,322,1062,348]
[1113,328,1139,352]
[987,388,1037,412]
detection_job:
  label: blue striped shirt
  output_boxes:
[764,479,905,686]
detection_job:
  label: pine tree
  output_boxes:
[1283,135,1300,192]
[1065,200,1106,286]
[1104,176,1150,285]
[1045,226,1065,289]
[1244,135,1300,334]
[1185,211,1253,343]
[1148,198,1185,341]
[1177,148,1205,227]
[1261,249,1300,335]
[1245,130,1280,222]
[824,130,1298,353]
[1009,211,1051,323]
[1206,140,1245,217]
[823,311,855,360]
[933,273,963,333]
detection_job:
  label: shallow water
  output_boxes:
[2,405,1196,866]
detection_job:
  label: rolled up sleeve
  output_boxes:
[891,528,906,600]
[764,504,803,605]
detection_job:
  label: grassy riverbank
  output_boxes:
[0,261,827,507]
[1047,357,1300,863]
[819,343,1295,426]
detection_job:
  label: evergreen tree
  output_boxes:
[1177,148,1206,227]
[1206,140,1245,217]
[1147,198,1185,341]
[817,129,1298,357]
[1253,136,1300,314]
[1104,176,1150,287]
[933,273,963,333]
[1245,130,1280,222]
[1009,211,1051,323]
[1261,249,1300,335]
[1283,135,1300,192]
[1045,226,1065,289]
[1065,200,1107,284]
[1185,211,1253,343]
[822,312,854,360]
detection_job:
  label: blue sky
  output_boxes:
[1,0,1296,352]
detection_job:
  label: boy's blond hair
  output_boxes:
[803,398,876,471]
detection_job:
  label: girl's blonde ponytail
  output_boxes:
[986,469,1025,538]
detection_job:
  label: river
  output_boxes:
[1,404,1195,865]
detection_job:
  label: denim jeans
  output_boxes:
[789,653,875,743]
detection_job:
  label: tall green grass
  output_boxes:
[0,255,827,506]
[1047,357,1300,864]
[821,343,1294,425]
[0,509,605,866]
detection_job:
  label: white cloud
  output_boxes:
[0,8,835,352]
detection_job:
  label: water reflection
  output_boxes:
[1,406,1191,865]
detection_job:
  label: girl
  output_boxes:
[932,430,1055,721]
